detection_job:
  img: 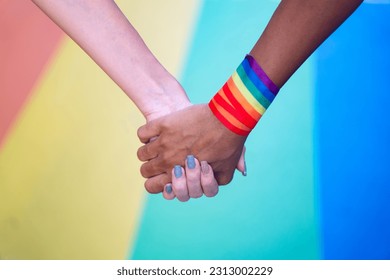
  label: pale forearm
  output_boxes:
[32,0,190,120]
[251,0,363,88]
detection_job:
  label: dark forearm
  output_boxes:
[251,0,363,87]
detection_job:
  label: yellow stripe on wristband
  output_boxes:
[232,72,266,115]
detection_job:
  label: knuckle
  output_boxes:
[140,163,152,178]
[201,175,213,186]
[166,170,173,182]
[191,192,203,199]
[159,152,170,166]
[159,135,168,146]
[144,180,154,193]
[173,183,186,194]
[218,174,233,185]
[160,176,170,188]
[205,188,218,198]
[173,184,188,198]
[159,119,169,130]
[143,144,151,157]
[138,144,155,161]
[186,175,199,186]
[144,179,162,194]
[137,147,145,161]
[144,174,170,194]
[177,195,190,202]
[137,126,146,142]
[159,135,172,150]
[164,155,179,173]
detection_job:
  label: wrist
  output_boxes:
[117,48,191,121]
[204,103,247,142]
[142,78,192,122]
[209,54,279,136]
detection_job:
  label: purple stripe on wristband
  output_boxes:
[245,55,279,95]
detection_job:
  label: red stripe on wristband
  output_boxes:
[213,93,256,130]
[226,78,261,121]
[209,101,250,136]
[221,83,258,128]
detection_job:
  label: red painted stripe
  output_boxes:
[0,1,63,148]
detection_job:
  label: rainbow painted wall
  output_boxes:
[1,1,389,260]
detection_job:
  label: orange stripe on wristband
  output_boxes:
[214,93,256,130]
[209,100,250,136]
[211,100,251,132]
[226,78,261,121]
[221,83,259,127]
[217,89,234,107]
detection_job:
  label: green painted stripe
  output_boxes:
[131,0,319,260]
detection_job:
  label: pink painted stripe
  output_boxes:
[0,1,64,148]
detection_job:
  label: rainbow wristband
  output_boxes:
[209,55,279,136]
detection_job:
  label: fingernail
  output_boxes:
[242,161,247,176]
[165,184,172,194]
[174,165,182,178]
[187,155,196,169]
[201,161,210,174]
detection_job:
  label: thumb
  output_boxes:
[236,146,247,176]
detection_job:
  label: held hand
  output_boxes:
[137,104,247,193]
[163,151,246,202]
[163,158,219,202]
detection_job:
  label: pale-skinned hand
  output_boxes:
[163,151,246,201]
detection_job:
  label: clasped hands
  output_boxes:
[137,104,247,202]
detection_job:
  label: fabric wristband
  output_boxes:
[209,55,279,136]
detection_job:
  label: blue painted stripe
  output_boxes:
[316,4,390,259]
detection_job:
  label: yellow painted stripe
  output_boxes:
[232,72,266,115]
[117,0,202,258]
[0,37,145,259]
[117,0,201,77]
[0,0,201,259]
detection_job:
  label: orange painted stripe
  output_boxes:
[0,1,63,148]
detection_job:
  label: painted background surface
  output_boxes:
[0,0,389,259]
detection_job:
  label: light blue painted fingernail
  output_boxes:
[187,155,196,169]
[242,161,247,176]
[165,184,172,194]
[174,165,182,178]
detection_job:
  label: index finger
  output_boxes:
[137,121,161,144]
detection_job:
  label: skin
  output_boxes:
[138,105,247,189]
[164,159,219,202]
[163,148,245,202]
[138,0,364,192]
[31,0,247,199]
[163,159,218,202]
[31,0,190,120]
